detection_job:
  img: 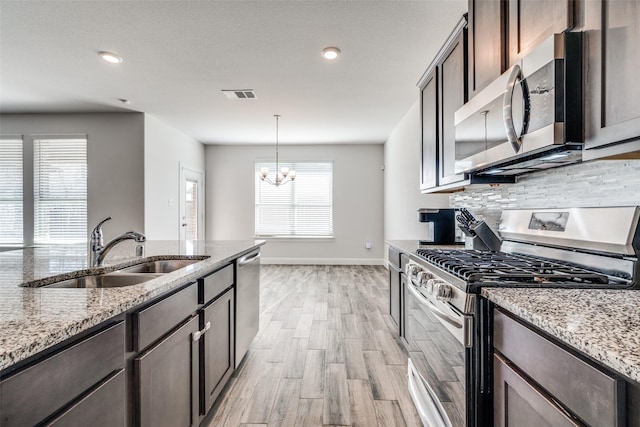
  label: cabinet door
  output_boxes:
[468,0,504,98]
[583,0,640,155]
[507,0,573,66]
[46,370,125,427]
[493,354,583,427]
[439,26,467,186]
[388,264,401,331]
[420,68,439,191]
[202,288,235,414]
[135,315,199,427]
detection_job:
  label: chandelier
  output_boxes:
[259,114,296,186]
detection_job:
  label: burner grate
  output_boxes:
[415,248,609,285]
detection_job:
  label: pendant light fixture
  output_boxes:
[259,114,296,186]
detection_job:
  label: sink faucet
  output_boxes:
[90,216,146,267]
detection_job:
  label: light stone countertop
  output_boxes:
[482,288,640,384]
[0,240,264,371]
[385,240,464,257]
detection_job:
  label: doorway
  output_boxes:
[179,164,204,241]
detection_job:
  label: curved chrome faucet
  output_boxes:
[90,217,146,266]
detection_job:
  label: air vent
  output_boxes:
[222,89,256,99]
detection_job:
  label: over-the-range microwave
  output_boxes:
[454,32,583,176]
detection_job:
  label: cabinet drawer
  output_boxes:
[199,263,233,304]
[132,283,198,352]
[400,253,410,272]
[493,309,624,426]
[388,247,401,269]
[0,321,124,427]
[47,370,125,426]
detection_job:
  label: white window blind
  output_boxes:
[255,162,333,237]
[34,137,87,244]
[0,137,23,245]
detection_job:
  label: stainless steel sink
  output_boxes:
[44,273,161,289]
[118,259,201,274]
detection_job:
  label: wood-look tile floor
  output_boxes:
[204,265,422,427]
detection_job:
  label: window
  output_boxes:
[33,137,87,244]
[255,161,333,237]
[0,136,23,245]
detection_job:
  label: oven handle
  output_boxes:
[408,358,453,427]
[407,281,463,330]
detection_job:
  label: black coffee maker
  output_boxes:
[417,208,458,245]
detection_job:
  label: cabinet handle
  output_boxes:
[192,321,211,342]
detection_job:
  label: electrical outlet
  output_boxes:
[365,240,372,249]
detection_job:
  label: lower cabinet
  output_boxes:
[201,287,235,414]
[389,263,401,330]
[135,315,200,427]
[493,308,625,427]
[48,370,126,427]
[0,320,125,427]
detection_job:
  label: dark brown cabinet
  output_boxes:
[388,247,402,331]
[493,353,581,427]
[439,25,467,186]
[418,17,468,191]
[135,315,200,427]
[420,68,438,191]
[583,0,640,159]
[201,287,235,415]
[468,0,504,99]
[0,320,125,427]
[506,0,573,66]
[493,309,625,427]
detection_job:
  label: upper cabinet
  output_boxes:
[583,0,640,160]
[420,68,439,191]
[506,0,574,66]
[418,17,468,192]
[468,0,574,100]
[468,0,505,99]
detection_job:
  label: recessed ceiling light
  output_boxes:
[99,51,123,64]
[321,47,341,60]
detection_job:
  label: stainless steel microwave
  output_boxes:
[454,32,583,176]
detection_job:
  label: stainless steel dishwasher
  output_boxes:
[235,250,260,367]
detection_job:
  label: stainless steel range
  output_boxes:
[403,207,640,427]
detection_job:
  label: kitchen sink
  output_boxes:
[43,273,161,289]
[117,259,201,274]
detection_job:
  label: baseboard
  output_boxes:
[260,257,386,266]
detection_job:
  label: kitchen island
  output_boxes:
[0,240,264,426]
[0,240,264,371]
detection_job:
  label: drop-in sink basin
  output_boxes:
[118,259,201,274]
[43,273,161,289]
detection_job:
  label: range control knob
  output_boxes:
[406,264,420,277]
[416,271,432,286]
[433,282,453,302]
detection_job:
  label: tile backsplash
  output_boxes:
[450,160,640,230]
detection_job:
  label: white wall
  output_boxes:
[144,114,205,240]
[206,144,384,264]
[0,113,145,241]
[383,101,449,244]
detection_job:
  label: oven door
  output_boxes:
[405,280,468,427]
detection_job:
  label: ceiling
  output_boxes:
[0,0,467,145]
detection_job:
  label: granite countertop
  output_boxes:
[385,239,463,256]
[483,288,640,384]
[0,240,264,371]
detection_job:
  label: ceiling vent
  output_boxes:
[222,89,256,100]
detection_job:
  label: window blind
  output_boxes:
[255,162,333,237]
[0,137,23,245]
[34,137,87,244]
